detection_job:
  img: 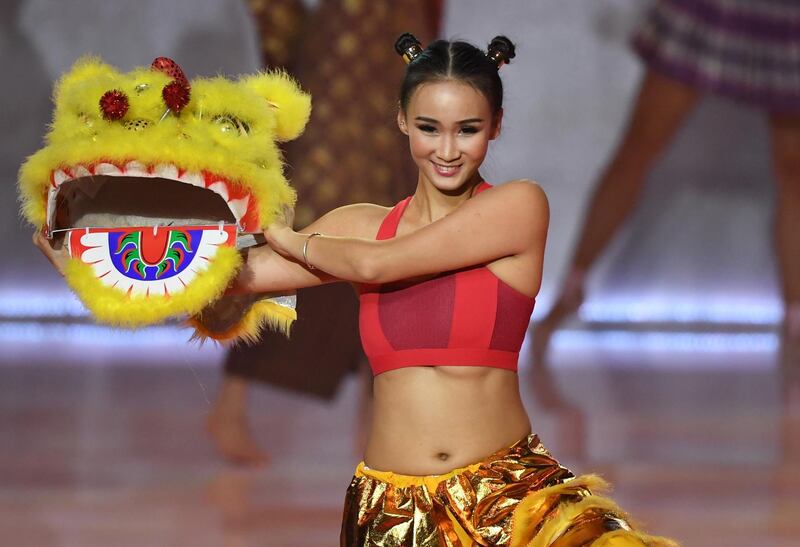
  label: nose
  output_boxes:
[436,134,460,163]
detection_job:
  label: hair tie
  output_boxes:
[486,36,516,69]
[395,33,424,64]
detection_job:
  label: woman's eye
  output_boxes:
[417,124,437,133]
[460,126,479,135]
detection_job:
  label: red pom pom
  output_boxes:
[99,89,129,120]
[162,81,191,113]
[151,57,189,88]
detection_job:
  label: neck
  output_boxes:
[408,172,485,224]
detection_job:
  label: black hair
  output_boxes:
[395,34,516,115]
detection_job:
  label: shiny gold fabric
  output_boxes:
[341,434,678,547]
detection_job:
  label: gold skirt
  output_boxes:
[341,434,677,546]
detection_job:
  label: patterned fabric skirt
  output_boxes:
[341,434,677,546]
[633,0,800,112]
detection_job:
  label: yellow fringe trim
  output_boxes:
[188,298,296,344]
[592,529,680,547]
[63,245,241,326]
[510,474,677,547]
[536,494,631,544]
[510,474,609,547]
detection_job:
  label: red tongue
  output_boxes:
[140,228,170,265]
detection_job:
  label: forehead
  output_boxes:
[406,80,491,119]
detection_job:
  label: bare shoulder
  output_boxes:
[302,202,391,238]
[492,179,548,207]
[478,179,549,219]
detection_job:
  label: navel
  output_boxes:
[436,452,450,461]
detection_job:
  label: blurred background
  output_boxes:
[1,0,798,546]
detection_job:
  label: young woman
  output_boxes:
[36,34,675,546]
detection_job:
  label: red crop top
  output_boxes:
[358,182,536,375]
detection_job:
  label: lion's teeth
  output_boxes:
[180,171,205,188]
[94,163,122,176]
[124,161,148,177]
[154,164,179,180]
[72,165,92,179]
[208,181,230,202]
[53,169,70,186]
[228,196,249,221]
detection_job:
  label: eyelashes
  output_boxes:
[415,124,481,135]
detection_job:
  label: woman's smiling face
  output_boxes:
[398,80,502,192]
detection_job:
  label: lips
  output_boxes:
[431,161,462,177]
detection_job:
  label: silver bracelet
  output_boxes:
[302,232,322,270]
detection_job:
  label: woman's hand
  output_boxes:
[32,230,70,276]
[263,203,297,256]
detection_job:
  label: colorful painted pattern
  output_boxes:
[113,229,194,280]
[67,225,236,298]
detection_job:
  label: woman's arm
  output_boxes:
[232,202,388,293]
[266,180,549,286]
[32,202,390,294]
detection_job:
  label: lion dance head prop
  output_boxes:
[18,56,311,342]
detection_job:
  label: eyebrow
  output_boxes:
[414,116,485,124]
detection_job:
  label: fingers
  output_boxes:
[282,204,295,228]
[32,229,69,275]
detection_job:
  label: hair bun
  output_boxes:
[395,32,424,64]
[486,35,516,68]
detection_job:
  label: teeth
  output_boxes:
[124,161,149,177]
[94,163,122,176]
[228,196,250,221]
[180,170,205,188]
[73,165,92,178]
[154,164,179,180]
[53,169,70,186]
[208,181,230,202]
[52,163,253,227]
[46,188,58,227]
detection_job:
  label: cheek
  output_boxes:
[463,136,491,161]
[408,134,434,159]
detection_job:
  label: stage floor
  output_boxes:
[1,341,798,546]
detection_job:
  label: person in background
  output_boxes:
[533,0,800,370]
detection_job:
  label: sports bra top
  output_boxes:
[358,182,536,376]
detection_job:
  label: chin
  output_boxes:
[431,178,469,194]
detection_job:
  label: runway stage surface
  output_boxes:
[1,341,798,547]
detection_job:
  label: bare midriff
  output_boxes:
[364,365,531,476]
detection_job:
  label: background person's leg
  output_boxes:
[531,70,700,369]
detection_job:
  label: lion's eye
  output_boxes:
[212,115,249,136]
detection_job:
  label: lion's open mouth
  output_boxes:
[46,161,261,235]
[44,161,263,299]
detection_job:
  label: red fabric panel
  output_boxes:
[448,267,497,349]
[359,292,395,357]
[489,281,536,352]
[378,275,455,350]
